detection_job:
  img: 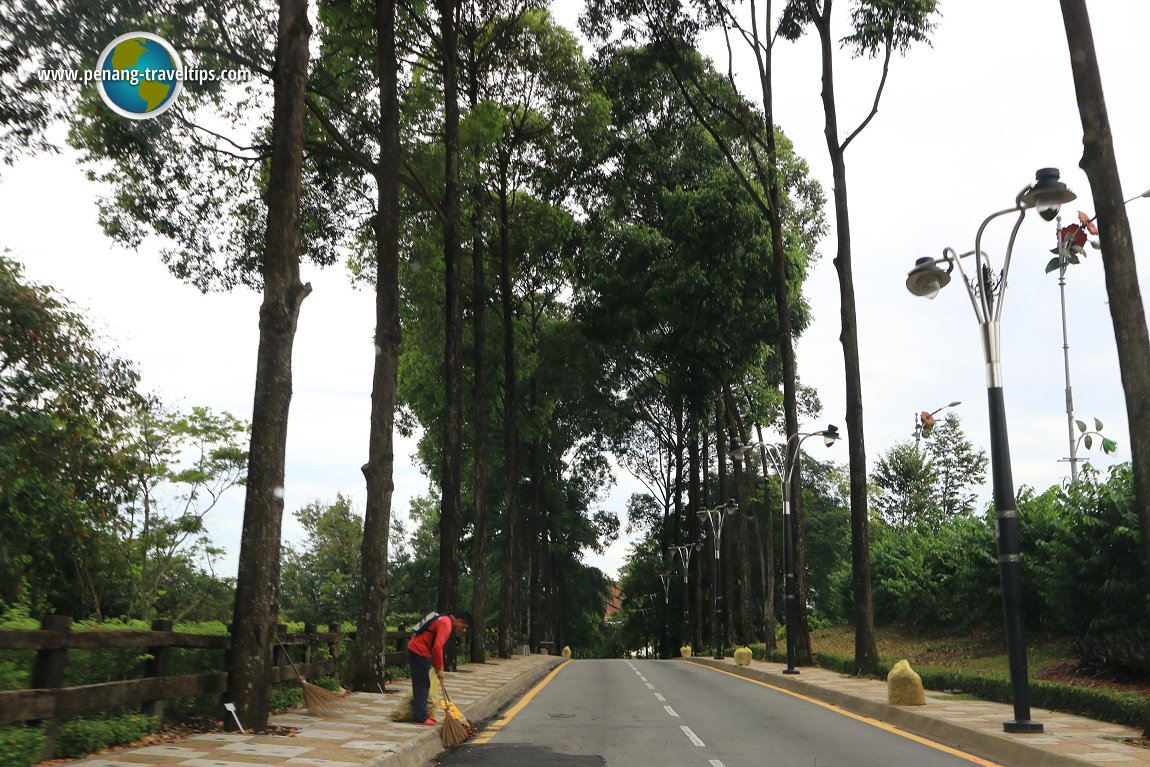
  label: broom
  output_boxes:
[276,637,357,717]
[439,681,476,748]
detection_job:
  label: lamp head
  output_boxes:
[821,424,840,447]
[1021,167,1076,221]
[906,256,952,299]
[725,498,738,513]
[727,440,754,459]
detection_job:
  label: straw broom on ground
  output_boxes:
[440,681,476,747]
[276,637,357,717]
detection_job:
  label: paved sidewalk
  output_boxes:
[684,655,1150,766]
[55,653,563,767]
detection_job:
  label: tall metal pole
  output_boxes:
[982,321,1043,733]
[659,572,671,660]
[906,170,1069,733]
[780,470,798,674]
[1055,217,1080,483]
[698,503,734,660]
[712,519,723,660]
[728,434,835,675]
[669,543,698,654]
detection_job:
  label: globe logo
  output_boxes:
[95,32,183,120]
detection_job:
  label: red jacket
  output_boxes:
[407,614,454,669]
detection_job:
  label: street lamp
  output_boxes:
[905,167,1075,734]
[697,499,737,659]
[668,541,701,655]
[1052,187,1146,482]
[729,424,840,674]
[658,571,672,659]
[914,401,961,449]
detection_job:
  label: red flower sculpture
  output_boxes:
[1061,223,1088,252]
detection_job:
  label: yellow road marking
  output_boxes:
[471,660,572,745]
[688,662,1003,767]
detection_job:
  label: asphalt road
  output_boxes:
[434,659,998,767]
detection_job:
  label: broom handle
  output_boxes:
[275,635,307,683]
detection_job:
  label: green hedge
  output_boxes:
[56,713,160,758]
[0,725,45,767]
[813,650,1150,729]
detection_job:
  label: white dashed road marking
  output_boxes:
[681,726,706,747]
[664,705,679,718]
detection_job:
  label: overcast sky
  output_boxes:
[2,1,1148,582]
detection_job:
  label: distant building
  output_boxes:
[604,583,623,620]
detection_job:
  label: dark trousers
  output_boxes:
[408,649,433,722]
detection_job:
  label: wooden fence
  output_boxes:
[0,615,409,757]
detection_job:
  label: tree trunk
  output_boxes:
[753,54,813,667]
[497,159,520,657]
[354,0,403,693]
[811,6,879,674]
[466,25,489,665]
[437,0,464,619]
[227,0,311,730]
[529,415,546,649]
[1058,0,1150,623]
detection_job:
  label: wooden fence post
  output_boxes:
[327,624,344,687]
[31,614,71,760]
[304,623,318,668]
[273,624,287,686]
[142,619,173,719]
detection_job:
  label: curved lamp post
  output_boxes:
[1054,188,1146,482]
[914,401,961,449]
[668,541,701,654]
[697,499,737,659]
[905,167,1076,734]
[730,424,840,674]
[658,571,672,659]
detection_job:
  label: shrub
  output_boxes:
[269,683,306,712]
[868,515,998,629]
[1073,628,1150,681]
[0,725,45,767]
[1020,464,1143,635]
[55,713,159,759]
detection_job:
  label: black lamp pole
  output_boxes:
[730,426,839,674]
[659,572,671,659]
[698,500,736,659]
[905,167,1076,734]
[669,542,700,654]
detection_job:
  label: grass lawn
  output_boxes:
[810,624,1075,678]
[800,625,1150,730]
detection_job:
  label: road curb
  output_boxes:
[371,656,566,767]
[681,658,1097,767]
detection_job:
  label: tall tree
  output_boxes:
[0,255,144,616]
[227,0,312,730]
[437,0,466,620]
[462,0,492,664]
[580,0,831,663]
[872,442,937,527]
[780,0,939,673]
[281,494,364,624]
[354,0,405,692]
[1058,0,1150,614]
